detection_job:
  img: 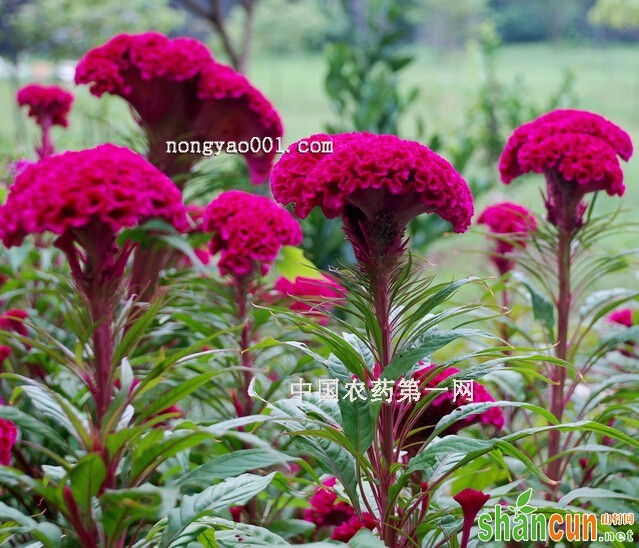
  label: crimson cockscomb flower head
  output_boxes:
[271,132,473,262]
[203,190,302,278]
[0,144,187,298]
[331,513,377,542]
[17,84,74,159]
[17,84,74,128]
[608,308,635,327]
[75,32,282,183]
[453,488,490,548]
[398,363,504,459]
[0,416,18,466]
[274,275,345,324]
[499,110,633,231]
[477,202,537,275]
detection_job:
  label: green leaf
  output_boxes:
[163,473,276,547]
[0,501,62,547]
[101,484,177,540]
[70,454,106,510]
[274,246,323,281]
[349,529,386,547]
[512,272,555,330]
[176,450,297,484]
[558,487,639,507]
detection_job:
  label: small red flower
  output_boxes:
[453,488,490,548]
[202,191,302,278]
[17,84,74,128]
[477,202,537,275]
[608,308,635,328]
[0,310,29,339]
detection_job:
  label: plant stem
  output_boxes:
[371,257,398,547]
[547,226,572,494]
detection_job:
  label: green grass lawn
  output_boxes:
[1,42,638,280]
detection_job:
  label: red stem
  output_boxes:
[546,226,572,495]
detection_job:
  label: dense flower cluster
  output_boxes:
[274,275,344,323]
[399,363,504,458]
[16,84,74,128]
[202,191,302,277]
[499,110,633,230]
[477,202,537,275]
[75,32,282,183]
[304,477,376,542]
[0,144,187,248]
[272,132,473,233]
[0,397,17,466]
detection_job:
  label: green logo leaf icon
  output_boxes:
[509,489,537,518]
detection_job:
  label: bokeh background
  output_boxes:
[2,0,638,279]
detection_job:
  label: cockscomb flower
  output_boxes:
[0,144,187,248]
[75,32,282,183]
[453,488,491,548]
[477,202,537,275]
[0,413,18,466]
[398,363,504,458]
[274,275,345,324]
[202,190,302,278]
[272,132,473,261]
[0,310,29,339]
[17,84,74,159]
[304,477,377,542]
[17,84,74,128]
[499,110,633,231]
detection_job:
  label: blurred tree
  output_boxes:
[14,0,184,58]
[176,0,259,72]
[589,0,639,29]
[490,0,594,42]
[410,0,489,47]
[228,0,333,54]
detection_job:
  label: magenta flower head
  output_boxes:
[0,416,18,466]
[499,110,633,231]
[477,202,537,275]
[17,84,74,159]
[398,363,504,459]
[202,190,302,278]
[0,144,187,297]
[453,488,491,548]
[274,275,345,324]
[17,84,74,128]
[75,32,282,184]
[608,308,635,328]
[271,132,473,262]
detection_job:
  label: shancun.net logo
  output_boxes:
[477,488,635,543]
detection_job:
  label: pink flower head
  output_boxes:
[398,364,504,458]
[274,275,345,324]
[75,32,282,183]
[477,202,537,275]
[17,84,74,128]
[202,190,302,278]
[608,308,635,328]
[453,488,490,548]
[331,513,377,542]
[0,310,29,339]
[272,133,473,260]
[0,144,187,249]
[0,417,18,465]
[499,110,633,230]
